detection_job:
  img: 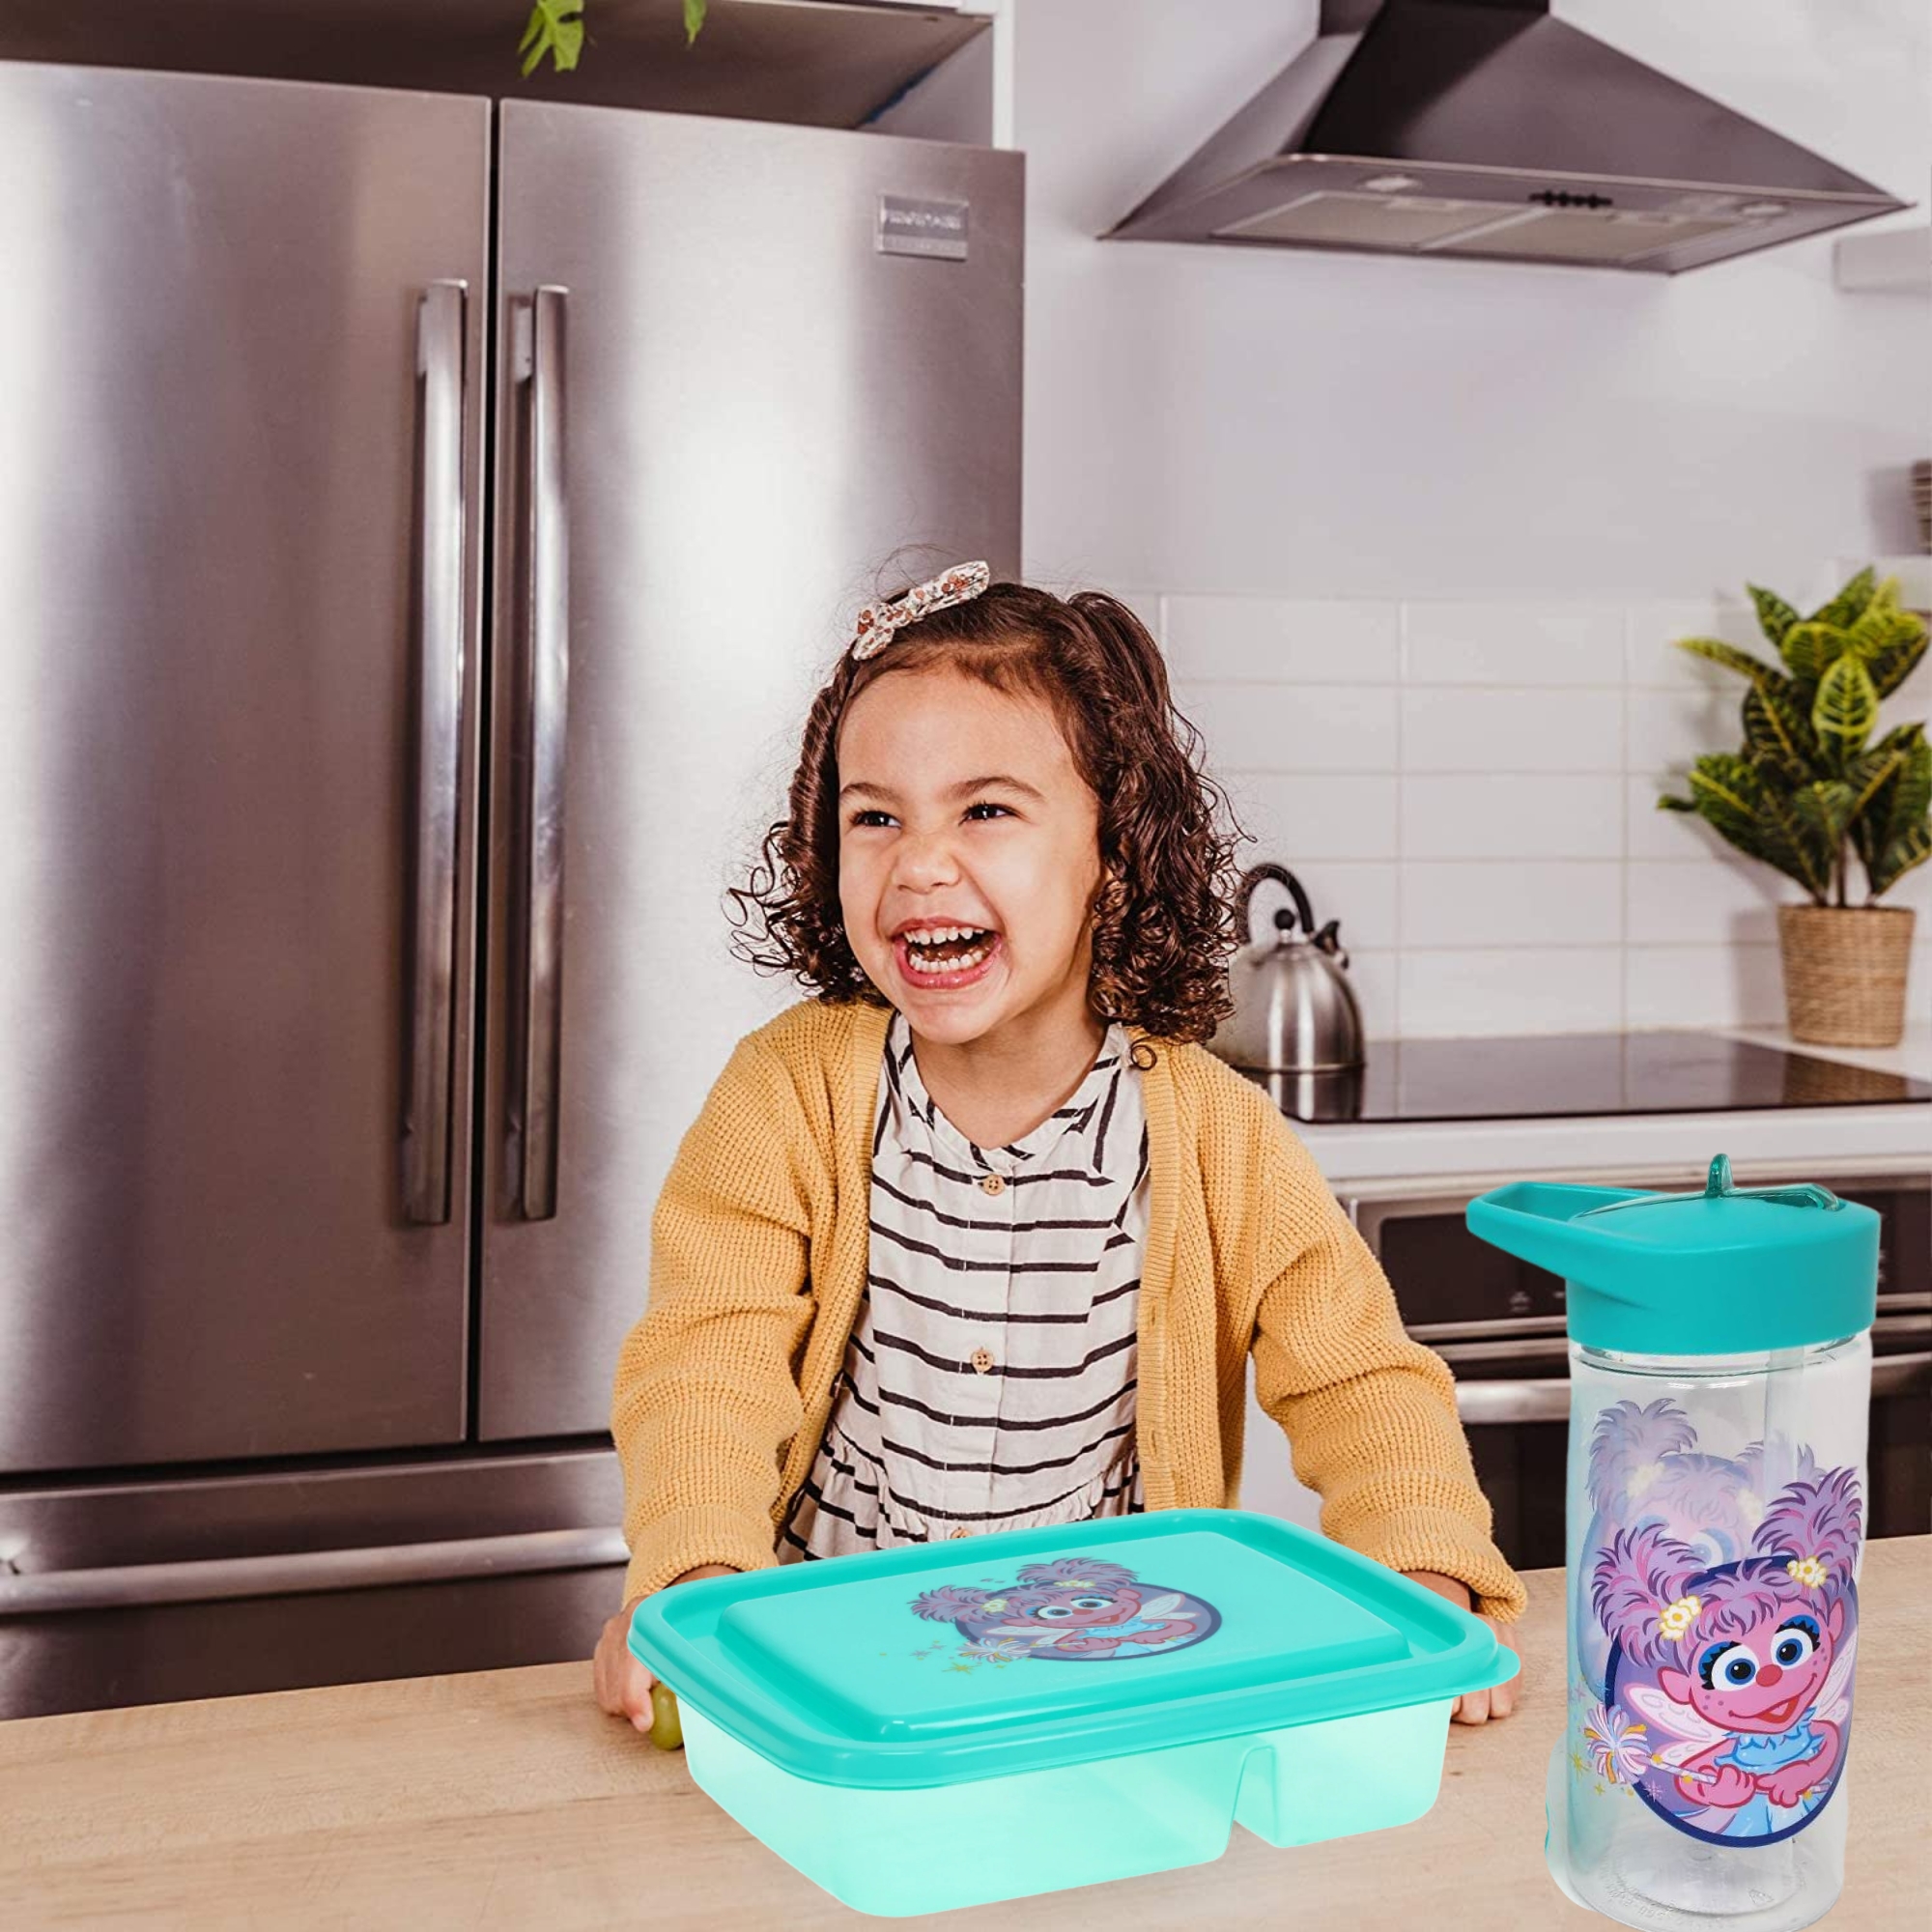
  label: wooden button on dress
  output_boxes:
[980,1174,1005,1195]
[970,1347,994,1375]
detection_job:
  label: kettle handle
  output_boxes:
[1236,863,1317,947]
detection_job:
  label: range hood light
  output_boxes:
[1361,174,1420,192]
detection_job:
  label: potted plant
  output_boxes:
[1659,565,1929,1047]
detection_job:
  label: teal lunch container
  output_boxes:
[628,1507,1517,1917]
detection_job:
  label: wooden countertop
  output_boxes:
[4,1541,1926,1929]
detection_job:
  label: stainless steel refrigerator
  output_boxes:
[0,61,1022,1719]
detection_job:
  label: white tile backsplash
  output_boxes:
[1403,861,1622,949]
[1887,855,1932,916]
[1400,948,1625,1036]
[1626,945,1789,1029]
[1628,858,1785,947]
[1627,685,1742,774]
[1163,597,1401,684]
[1173,680,1398,774]
[1402,775,1624,860]
[1403,602,1623,686]
[1224,773,1401,861]
[1164,588,1930,1036]
[1338,948,1401,1038]
[1402,687,1623,774]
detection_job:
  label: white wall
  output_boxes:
[1014,0,1930,598]
[1012,2,1932,1037]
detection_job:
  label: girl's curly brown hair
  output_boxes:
[724,580,1253,1066]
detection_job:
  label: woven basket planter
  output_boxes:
[1776,904,1918,1047]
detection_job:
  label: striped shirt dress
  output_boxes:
[780,1008,1151,1561]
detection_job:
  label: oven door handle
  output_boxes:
[0,1526,628,1616]
[1455,1351,1932,1426]
[1872,1350,1932,1397]
[1454,1378,1571,1425]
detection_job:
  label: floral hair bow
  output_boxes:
[848,560,990,661]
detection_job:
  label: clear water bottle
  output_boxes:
[1467,1155,1876,1932]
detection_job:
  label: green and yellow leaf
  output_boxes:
[1674,637,1783,685]
[1807,566,1877,632]
[1844,740,1906,825]
[1779,620,1852,687]
[1742,682,1820,785]
[1812,653,1879,768]
[1857,727,1931,891]
[1850,726,1915,873]
[1845,587,1929,699]
[1848,600,1925,658]
[1864,628,1928,700]
[1754,786,1832,899]
[1883,729,1931,843]
[1871,822,1931,897]
[1791,779,1856,852]
[1747,583,1802,650]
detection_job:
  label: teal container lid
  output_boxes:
[1465,1153,1879,1354]
[628,1510,1516,1792]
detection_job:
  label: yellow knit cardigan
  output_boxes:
[611,997,1526,1621]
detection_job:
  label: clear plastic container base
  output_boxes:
[682,1697,1457,1918]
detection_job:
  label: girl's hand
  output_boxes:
[593,1564,735,1740]
[1402,1570,1520,1725]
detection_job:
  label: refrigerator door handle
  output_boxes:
[0,1525,626,1615]
[517,285,571,1220]
[403,279,469,1226]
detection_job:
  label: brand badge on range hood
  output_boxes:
[1104,0,1908,272]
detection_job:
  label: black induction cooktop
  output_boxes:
[1241,1031,1932,1125]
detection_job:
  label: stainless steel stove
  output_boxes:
[1250,1032,1932,1571]
[1247,1030,1932,1125]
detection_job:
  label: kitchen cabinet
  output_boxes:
[0,0,1000,132]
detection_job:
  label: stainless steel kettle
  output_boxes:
[1208,863,1365,1074]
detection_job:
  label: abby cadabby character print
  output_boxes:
[1589,1457,1859,1848]
[910,1558,1221,1662]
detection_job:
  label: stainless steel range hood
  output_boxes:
[1105,0,1909,272]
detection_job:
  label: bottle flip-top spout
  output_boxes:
[1575,1153,1845,1222]
[1465,1153,1877,1356]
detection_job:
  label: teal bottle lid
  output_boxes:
[628,1510,1516,1791]
[1465,1154,1879,1355]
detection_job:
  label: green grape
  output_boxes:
[649,1681,685,1752]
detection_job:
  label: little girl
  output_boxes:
[592,563,1526,1733]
